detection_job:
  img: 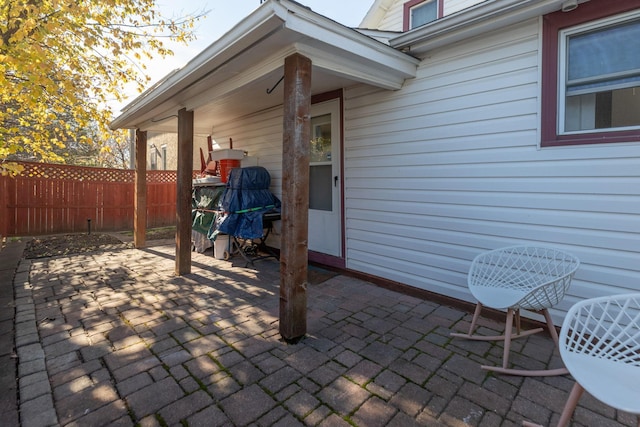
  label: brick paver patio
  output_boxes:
[6,240,637,426]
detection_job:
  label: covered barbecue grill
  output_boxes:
[211,166,281,265]
[191,183,225,253]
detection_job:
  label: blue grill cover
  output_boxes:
[211,166,281,239]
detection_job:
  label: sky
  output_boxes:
[113,0,373,112]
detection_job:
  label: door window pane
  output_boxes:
[310,165,332,211]
[310,114,332,163]
[309,113,332,211]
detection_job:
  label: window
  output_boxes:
[161,145,167,170]
[542,0,640,146]
[403,0,441,31]
[561,15,640,133]
[150,145,157,170]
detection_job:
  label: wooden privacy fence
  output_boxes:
[0,162,183,237]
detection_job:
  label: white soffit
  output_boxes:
[110,0,418,131]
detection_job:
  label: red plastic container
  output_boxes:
[219,159,240,183]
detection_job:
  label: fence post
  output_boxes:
[0,173,8,238]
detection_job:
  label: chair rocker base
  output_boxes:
[453,304,568,377]
[482,365,569,377]
[450,327,543,342]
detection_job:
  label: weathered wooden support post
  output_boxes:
[176,108,194,275]
[134,129,147,249]
[280,53,312,342]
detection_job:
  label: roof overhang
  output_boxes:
[390,0,585,56]
[110,0,419,133]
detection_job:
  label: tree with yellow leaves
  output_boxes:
[0,0,203,175]
[98,129,132,169]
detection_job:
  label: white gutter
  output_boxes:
[354,29,403,45]
[390,0,566,55]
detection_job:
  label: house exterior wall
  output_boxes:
[200,2,640,325]
[210,14,640,322]
[342,16,640,318]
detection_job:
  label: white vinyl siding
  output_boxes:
[376,0,404,31]
[342,17,640,321]
[443,0,485,16]
[211,107,285,199]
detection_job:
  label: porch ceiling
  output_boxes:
[110,0,419,135]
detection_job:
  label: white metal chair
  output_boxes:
[451,245,580,376]
[523,293,640,427]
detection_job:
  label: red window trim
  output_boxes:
[541,0,640,147]
[403,0,444,32]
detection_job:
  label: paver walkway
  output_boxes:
[1,240,24,426]
[6,241,637,426]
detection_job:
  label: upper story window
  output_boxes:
[561,14,640,133]
[542,0,640,147]
[403,0,441,31]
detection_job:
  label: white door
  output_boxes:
[308,99,341,257]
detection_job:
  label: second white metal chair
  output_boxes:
[451,245,580,376]
[523,293,640,427]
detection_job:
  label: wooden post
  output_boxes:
[134,129,147,248]
[176,108,194,275]
[280,53,312,342]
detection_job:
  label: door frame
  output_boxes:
[309,89,345,268]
